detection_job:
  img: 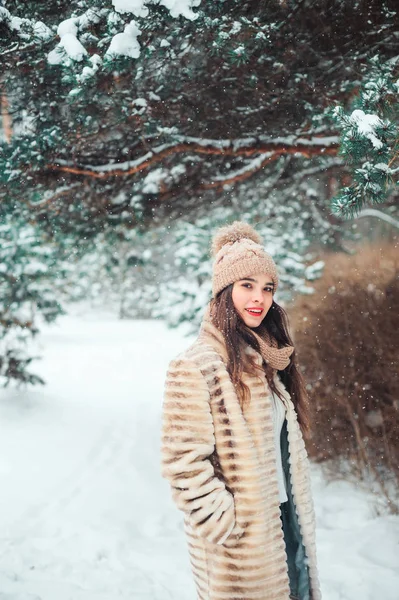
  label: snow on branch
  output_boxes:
[48,135,339,180]
[46,1,201,69]
[202,153,274,190]
[112,0,200,20]
[48,9,107,65]
[175,134,340,152]
[349,109,385,150]
[0,6,53,44]
[356,209,399,229]
[105,20,142,59]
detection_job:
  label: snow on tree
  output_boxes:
[331,56,399,217]
[67,225,161,319]
[3,0,397,234]
[0,213,64,385]
[1,1,398,382]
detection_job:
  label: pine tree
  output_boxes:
[0,192,99,386]
[0,212,64,385]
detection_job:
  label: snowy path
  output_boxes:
[0,312,398,600]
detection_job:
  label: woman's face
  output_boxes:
[231,272,274,328]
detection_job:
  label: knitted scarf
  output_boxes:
[249,327,294,371]
[203,304,294,371]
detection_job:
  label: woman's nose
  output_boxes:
[251,289,263,302]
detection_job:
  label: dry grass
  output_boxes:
[291,243,399,510]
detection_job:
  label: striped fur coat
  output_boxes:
[161,314,321,600]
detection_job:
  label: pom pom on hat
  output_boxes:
[211,221,262,257]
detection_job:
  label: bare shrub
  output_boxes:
[291,244,399,511]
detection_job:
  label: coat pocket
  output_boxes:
[188,487,237,545]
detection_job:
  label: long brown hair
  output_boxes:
[210,285,310,435]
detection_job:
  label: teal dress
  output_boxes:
[279,419,311,600]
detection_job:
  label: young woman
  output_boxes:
[161,222,321,600]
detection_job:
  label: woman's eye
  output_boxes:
[264,287,273,293]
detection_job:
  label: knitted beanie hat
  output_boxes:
[211,221,279,297]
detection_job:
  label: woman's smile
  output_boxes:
[245,307,264,317]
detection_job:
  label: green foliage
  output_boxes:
[331,56,399,217]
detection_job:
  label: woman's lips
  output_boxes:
[245,308,263,317]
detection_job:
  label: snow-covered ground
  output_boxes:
[0,311,398,600]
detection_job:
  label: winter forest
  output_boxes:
[1,1,398,599]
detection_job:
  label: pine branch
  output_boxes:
[47,135,339,180]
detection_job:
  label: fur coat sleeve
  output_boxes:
[161,356,237,545]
